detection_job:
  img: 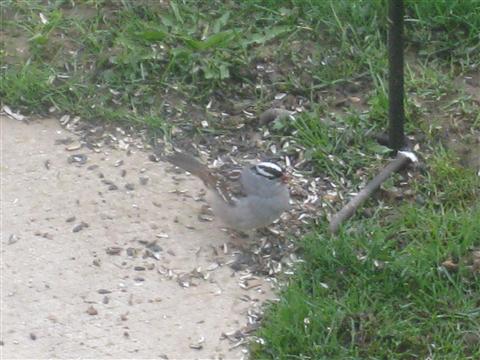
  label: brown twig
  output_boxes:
[329,153,412,234]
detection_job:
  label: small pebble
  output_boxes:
[86,306,98,316]
[146,243,163,252]
[148,154,158,162]
[147,250,162,260]
[127,248,138,257]
[126,247,138,257]
[55,137,73,145]
[29,333,37,341]
[198,214,214,222]
[125,183,135,191]
[8,234,19,245]
[66,142,82,151]
[106,247,122,255]
[102,179,118,190]
[72,222,89,233]
[67,154,87,165]
[34,231,53,239]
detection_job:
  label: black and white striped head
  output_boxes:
[252,162,286,182]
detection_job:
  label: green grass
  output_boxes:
[2,0,479,358]
[252,160,480,359]
[2,0,479,131]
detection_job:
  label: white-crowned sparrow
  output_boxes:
[166,152,290,232]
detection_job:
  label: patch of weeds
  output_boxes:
[415,147,479,209]
[310,0,388,84]
[405,61,454,102]
[366,78,389,124]
[405,0,480,69]
[440,95,480,132]
[366,65,439,135]
[280,109,387,185]
[0,63,54,109]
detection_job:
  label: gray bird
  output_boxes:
[166,152,290,232]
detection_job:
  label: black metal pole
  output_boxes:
[388,0,405,150]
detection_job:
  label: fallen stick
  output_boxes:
[329,151,416,234]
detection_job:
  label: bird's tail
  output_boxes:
[166,152,236,205]
[165,152,218,188]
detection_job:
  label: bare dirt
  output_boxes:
[1,115,274,359]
